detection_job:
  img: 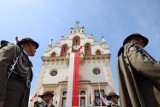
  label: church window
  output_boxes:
[50,70,57,76]
[73,36,80,45]
[85,43,91,55]
[72,36,80,52]
[51,52,56,57]
[96,50,101,55]
[60,44,68,56]
[93,68,100,75]
[82,30,84,33]
[79,90,86,106]
[61,91,67,106]
[94,90,105,106]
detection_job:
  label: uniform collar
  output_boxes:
[108,100,119,106]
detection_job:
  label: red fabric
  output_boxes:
[67,46,69,50]
[72,52,80,106]
[100,94,108,106]
[78,45,82,51]
[30,92,37,102]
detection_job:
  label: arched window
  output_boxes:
[61,44,68,56]
[73,36,80,45]
[96,50,101,55]
[84,43,91,56]
[72,36,80,52]
[51,52,56,57]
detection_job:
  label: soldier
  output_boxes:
[0,37,39,107]
[117,33,160,107]
[106,92,119,107]
[34,91,54,107]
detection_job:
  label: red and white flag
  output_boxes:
[78,45,82,51]
[100,93,108,106]
[53,91,56,105]
[30,92,38,102]
[66,52,80,106]
[67,46,69,51]
[89,93,92,105]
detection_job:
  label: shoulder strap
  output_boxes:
[131,43,160,91]
[107,103,111,107]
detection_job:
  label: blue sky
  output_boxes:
[0,0,160,100]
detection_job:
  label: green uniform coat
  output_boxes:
[117,42,160,107]
[0,43,33,107]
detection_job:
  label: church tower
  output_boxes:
[32,22,115,106]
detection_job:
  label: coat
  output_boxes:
[0,43,33,107]
[34,100,48,107]
[107,101,119,107]
[117,41,160,107]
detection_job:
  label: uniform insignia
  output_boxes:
[129,47,136,51]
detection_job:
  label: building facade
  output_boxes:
[31,23,115,107]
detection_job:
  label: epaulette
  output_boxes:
[132,42,157,63]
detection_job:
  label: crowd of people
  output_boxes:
[0,33,159,107]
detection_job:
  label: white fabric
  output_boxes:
[66,53,75,106]
[100,93,108,106]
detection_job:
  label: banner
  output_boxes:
[66,52,80,106]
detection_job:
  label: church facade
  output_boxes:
[31,23,115,106]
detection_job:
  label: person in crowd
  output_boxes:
[0,37,39,107]
[106,92,119,107]
[34,91,54,107]
[117,33,160,107]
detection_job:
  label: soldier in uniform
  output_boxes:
[0,37,39,107]
[106,92,119,107]
[117,33,160,107]
[34,91,54,107]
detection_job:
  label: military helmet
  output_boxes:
[106,92,119,100]
[38,91,54,98]
[123,33,148,47]
[17,37,39,49]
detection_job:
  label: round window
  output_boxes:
[93,68,100,75]
[50,70,57,76]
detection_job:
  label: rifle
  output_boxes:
[7,37,22,79]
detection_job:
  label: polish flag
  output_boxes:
[66,52,80,106]
[53,91,56,105]
[100,93,108,106]
[67,46,69,51]
[89,93,92,105]
[30,92,38,102]
[78,45,82,51]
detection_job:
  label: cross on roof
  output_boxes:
[75,21,80,27]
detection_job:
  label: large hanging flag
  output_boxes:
[66,52,80,106]
[100,93,108,106]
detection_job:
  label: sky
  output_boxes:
[0,0,160,102]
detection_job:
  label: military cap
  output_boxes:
[123,33,148,47]
[106,92,119,100]
[1,40,9,46]
[38,91,54,98]
[17,37,39,49]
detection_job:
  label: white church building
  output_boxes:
[31,22,115,107]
